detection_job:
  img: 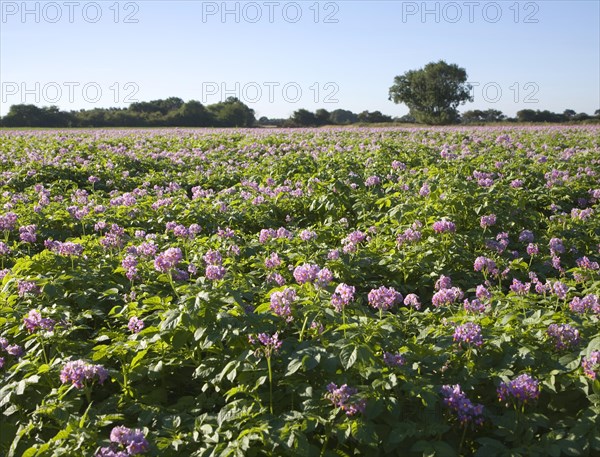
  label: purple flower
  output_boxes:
[453,322,483,347]
[403,293,421,310]
[154,247,182,273]
[582,351,600,380]
[105,426,149,456]
[5,344,23,358]
[315,268,333,288]
[473,256,498,275]
[368,286,402,311]
[60,360,109,389]
[128,316,144,333]
[250,332,282,358]
[17,280,41,297]
[463,299,488,314]
[552,281,569,300]
[203,249,222,266]
[546,323,580,350]
[419,183,430,196]
[432,287,463,307]
[299,230,317,241]
[365,175,380,186]
[383,351,405,367]
[440,384,484,426]
[435,275,452,291]
[576,256,599,270]
[568,294,599,314]
[23,310,55,333]
[526,243,539,256]
[293,264,321,284]
[549,237,565,255]
[0,242,10,256]
[509,278,531,295]
[327,249,340,260]
[497,374,539,405]
[270,288,297,321]
[480,214,497,228]
[331,283,355,312]
[205,265,226,280]
[122,255,138,281]
[325,383,366,416]
[264,252,281,269]
[0,212,18,231]
[475,285,491,301]
[432,219,456,234]
[266,272,286,286]
[519,230,534,243]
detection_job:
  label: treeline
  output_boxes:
[0,97,256,128]
[276,108,600,127]
[1,99,598,128]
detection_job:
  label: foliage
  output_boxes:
[0,126,599,456]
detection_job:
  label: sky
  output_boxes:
[1,0,599,118]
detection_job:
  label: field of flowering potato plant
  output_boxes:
[0,126,599,456]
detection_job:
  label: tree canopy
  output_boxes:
[389,60,473,125]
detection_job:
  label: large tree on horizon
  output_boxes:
[389,60,473,125]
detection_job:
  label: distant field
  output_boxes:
[1,126,599,456]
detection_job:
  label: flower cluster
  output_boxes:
[453,322,483,347]
[248,332,282,358]
[509,278,531,295]
[258,227,293,243]
[403,293,421,310]
[546,323,580,350]
[264,252,281,269]
[368,286,402,311]
[342,230,367,253]
[383,351,405,368]
[480,214,497,228]
[463,298,488,314]
[325,383,366,416]
[46,240,84,257]
[432,219,456,234]
[497,374,540,406]
[153,247,182,273]
[17,280,41,297]
[204,249,226,280]
[432,287,464,308]
[95,425,150,456]
[549,237,565,255]
[569,294,599,314]
[0,337,24,367]
[128,316,144,333]
[60,360,109,389]
[0,212,18,232]
[440,384,484,426]
[269,288,297,321]
[293,264,331,288]
[473,256,498,275]
[23,310,56,333]
[330,283,355,312]
[19,224,37,243]
[122,255,138,281]
[582,351,600,380]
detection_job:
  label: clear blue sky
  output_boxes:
[1,1,599,118]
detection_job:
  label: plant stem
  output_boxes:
[267,356,273,414]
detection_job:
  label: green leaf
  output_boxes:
[340,346,358,370]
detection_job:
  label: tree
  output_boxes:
[329,109,357,125]
[207,97,255,127]
[461,109,505,123]
[291,109,317,127]
[315,109,331,126]
[389,60,473,125]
